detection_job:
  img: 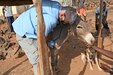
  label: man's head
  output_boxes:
[59,6,77,25]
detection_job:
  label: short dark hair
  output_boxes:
[61,6,77,24]
[61,6,76,12]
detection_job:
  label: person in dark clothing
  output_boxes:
[2,6,14,32]
[95,1,110,33]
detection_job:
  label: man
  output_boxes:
[2,6,14,32]
[77,0,86,21]
[12,0,77,75]
[95,1,110,33]
[72,0,76,6]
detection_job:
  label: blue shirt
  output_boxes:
[12,0,62,38]
[96,6,108,19]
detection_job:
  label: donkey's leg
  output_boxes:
[86,50,93,70]
[81,52,86,64]
[51,49,59,75]
[95,52,102,71]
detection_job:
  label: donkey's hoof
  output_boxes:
[90,67,94,71]
[98,67,103,71]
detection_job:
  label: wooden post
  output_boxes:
[32,0,51,75]
[97,0,103,48]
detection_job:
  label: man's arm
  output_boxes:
[92,46,113,59]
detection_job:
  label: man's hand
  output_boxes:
[103,12,107,16]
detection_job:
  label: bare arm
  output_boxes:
[92,46,113,59]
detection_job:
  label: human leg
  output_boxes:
[72,0,76,6]
[95,17,99,33]
[6,16,14,32]
[10,16,14,32]
[103,22,110,30]
[102,18,110,34]
[16,34,38,75]
[6,17,11,32]
[95,24,99,31]
[95,21,99,36]
[102,16,109,29]
[33,63,38,75]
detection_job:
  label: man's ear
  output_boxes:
[59,10,65,17]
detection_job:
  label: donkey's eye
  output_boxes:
[77,25,83,29]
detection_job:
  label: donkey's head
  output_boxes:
[48,6,95,49]
[59,6,95,45]
[75,19,95,45]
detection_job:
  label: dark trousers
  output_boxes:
[96,17,109,31]
[6,16,14,32]
[72,0,76,6]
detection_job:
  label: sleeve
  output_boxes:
[105,7,108,13]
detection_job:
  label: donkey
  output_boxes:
[47,7,95,74]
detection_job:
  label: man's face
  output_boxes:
[59,10,71,24]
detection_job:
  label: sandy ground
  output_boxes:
[0,7,113,75]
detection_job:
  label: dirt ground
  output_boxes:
[0,3,113,75]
